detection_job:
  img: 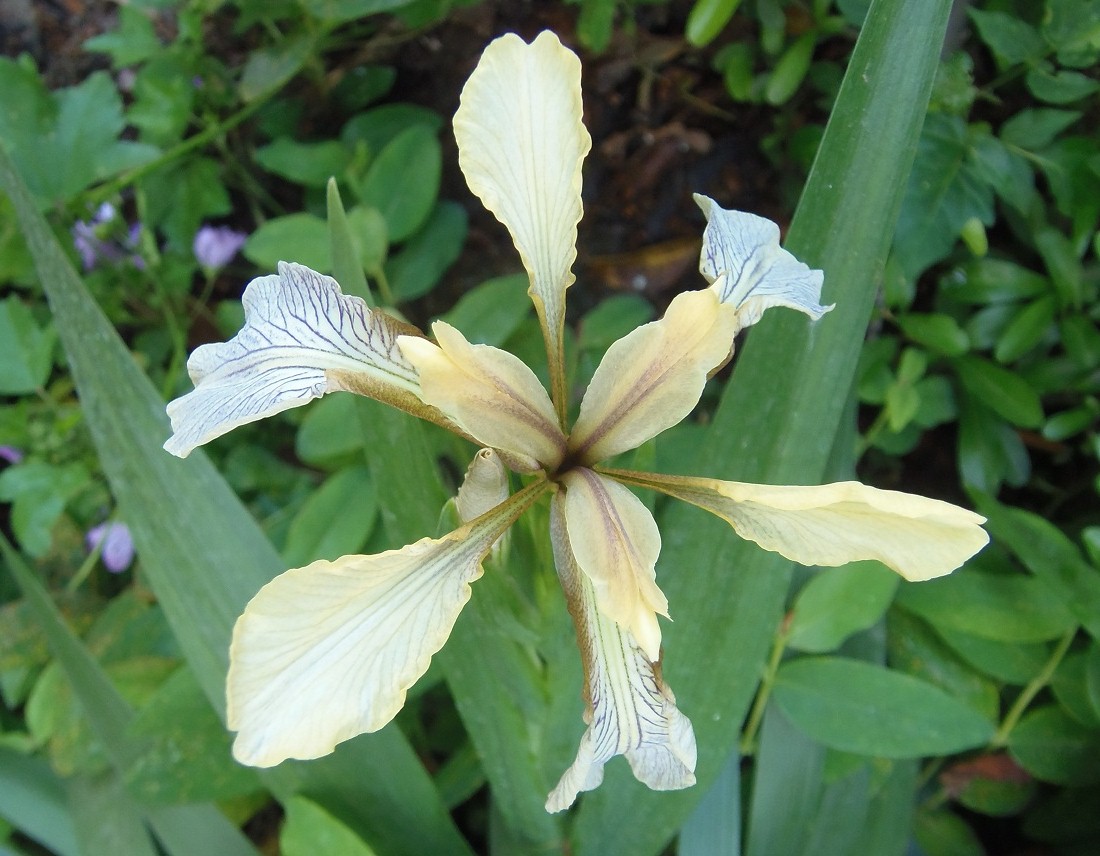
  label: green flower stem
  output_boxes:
[990,627,1077,748]
[739,616,793,756]
[82,97,269,208]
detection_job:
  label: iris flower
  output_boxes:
[164,32,988,812]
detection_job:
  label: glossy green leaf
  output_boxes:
[385,201,466,301]
[1052,653,1100,728]
[282,466,378,566]
[935,626,1048,685]
[0,146,474,856]
[281,796,379,856]
[256,139,351,188]
[894,570,1076,642]
[243,213,330,272]
[686,0,744,46]
[974,495,1100,639]
[773,657,995,757]
[994,296,1056,363]
[1002,109,1082,150]
[894,114,994,279]
[914,809,984,856]
[787,562,899,653]
[356,125,441,243]
[1009,706,1100,786]
[239,35,313,102]
[575,3,955,850]
[765,32,816,105]
[440,274,531,347]
[0,296,55,394]
[953,355,1043,427]
[887,610,1000,721]
[968,9,1045,67]
[897,312,969,356]
[295,394,363,467]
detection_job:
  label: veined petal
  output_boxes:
[164,262,431,458]
[399,322,566,471]
[694,194,832,334]
[603,469,989,581]
[561,469,668,659]
[454,31,591,422]
[547,494,696,812]
[569,289,738,464]
[227,478,548,766]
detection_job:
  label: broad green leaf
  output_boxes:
[945,258,1048,304]
[914,809,984,856]
[295,394,364,467]
[342,104,443,157]
[0,292,55,389]
[686,0,744,46]
[952,355,1043,427]
[440,274,531,347]
[281,796,379,856]
[576,0,616,52]
[893,114,994,279]
[282,465,378,566]
[385,201,467,301]
[764,32,816,106]
[956,392,1029,493]
[787,562,899,653]
[298,0,409,24]
[256,139,351,187]
[83,6,162,66]
[1034,227,1083,309]
[578,295,655,354]
[897,312,969,356]
[243,213,330,272]
[894,569,1076,643]
[887,610,1000,720]
[1051,653,1100,728]
[994,296,1056,363]
[1009,706,1100,786]
[967,9,1045,67]
[574,3,956,850]
[0,146,474,856]
[773,657,995,757]
[1026,67,1100,104]
[239,35,313,102]
[0,747,79,856]
[974,495,1100,639]
[1001,109,1082,150]
[355,125,441,243]
[935,626,1048,686]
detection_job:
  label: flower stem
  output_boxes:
[990,627,1076,748]
[740,617,791,755]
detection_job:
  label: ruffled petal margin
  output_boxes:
[227,478,548,767]
[603,469,989,581]
[454,30,591,421]
[547,493,696,812]
[694,194,832,335]
[164,262,439,457]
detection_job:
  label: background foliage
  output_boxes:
[1,1,1098,854]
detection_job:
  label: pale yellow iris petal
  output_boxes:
[694,194,832,334]
[603,469,989,581]
[227,479,548,766]
[569,289,739,465]
[454,30,591,421]
[399,322,566,472]
[456,448,511,561]
[547,495,696,812]
[164,262,428,458]
[561,469,669,660]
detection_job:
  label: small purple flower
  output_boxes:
[193,225,247,270]
[86,522,135,573]
[0,446,23,465]
[71,203,143,272]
